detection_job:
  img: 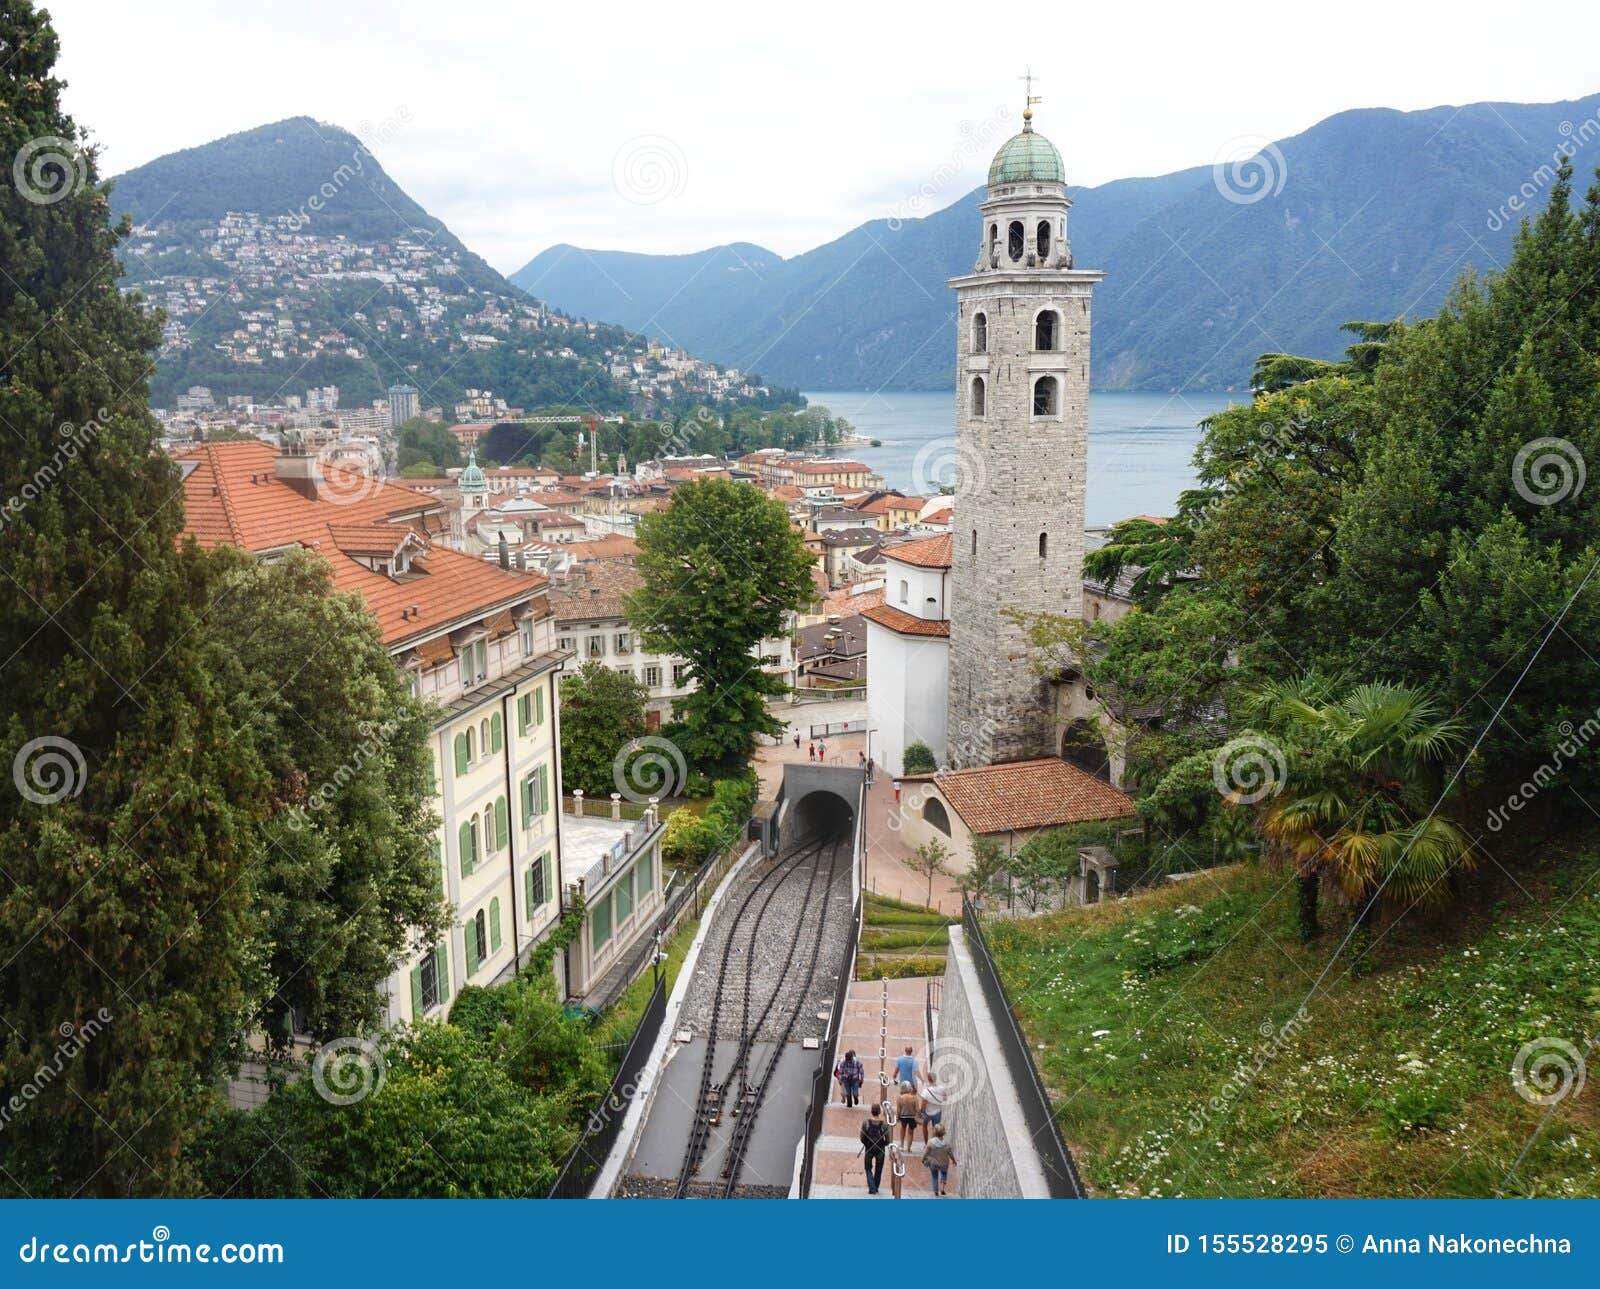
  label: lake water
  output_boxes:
[802,389,1242,526]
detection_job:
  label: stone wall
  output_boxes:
[935,926,1051,1198]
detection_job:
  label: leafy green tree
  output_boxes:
[0,3,269,1196]
[902,742,938,775]
[193,1023,575,1198]
[206,548,446,1044]
[628,479,815,771]
[1082,489,1211,608]
[396,416,461,470]
[559,661,650,797]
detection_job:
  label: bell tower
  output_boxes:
[945,95,1102,769]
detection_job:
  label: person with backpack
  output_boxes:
[922,1124,957,1196]
[859,1104,890,1194]
[834,1048,865,1107]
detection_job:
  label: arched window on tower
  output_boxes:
[972,311,987,354]
[1039,531,1048,558]
[970,375,985,418]
[1035,309,1058,351]
[971,530,978,558]
[923,797,952,836]
[987,223,998,260]
[1033,375,1059,417]
[1007,220,1025,261]
[1036,220,1051,259]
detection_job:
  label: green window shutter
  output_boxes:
[535,686,545,724]
[491,712,503,753]
[520,776,532,829]
[430,838,443,893]
[543,852,554,902]
[435,943,450,999]
[524,864,534,913]
[489,897,502,952]
[460,821,476,877]
[494,796,509,850]
[517,693,530,736]
[454,733,468,777]
[538,765,550,815]
[465,920,480,976]
[410,964,424,1018]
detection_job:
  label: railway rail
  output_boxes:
[671,830,847,1198]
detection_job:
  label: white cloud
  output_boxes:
[51,0,1600,272]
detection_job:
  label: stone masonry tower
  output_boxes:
[946,101,1102,768]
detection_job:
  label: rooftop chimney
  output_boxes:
[274,429,322,500]
[498,530,510,572]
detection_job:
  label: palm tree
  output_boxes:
[1243,677,1470,942]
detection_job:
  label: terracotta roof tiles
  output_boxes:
[932,758,1135,834]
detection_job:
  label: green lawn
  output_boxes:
[985,845,1600,1197]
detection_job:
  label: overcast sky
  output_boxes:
[49,0,1600,273]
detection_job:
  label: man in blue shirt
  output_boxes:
[894,1045,919,1088]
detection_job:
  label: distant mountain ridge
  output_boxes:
[513,93,1600,391]
[107,118,784,414]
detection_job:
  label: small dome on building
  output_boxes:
[988,120,1065,187]
[459,450,488,495]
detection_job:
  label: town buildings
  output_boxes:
[177,437,664,1022]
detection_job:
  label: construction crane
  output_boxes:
[500,412,626,475]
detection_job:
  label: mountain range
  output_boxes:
[512,93,1600,392]
[107,119,784,415]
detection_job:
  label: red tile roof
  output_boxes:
[178,442,548,650]
[861,603,950,637]
[882,532,952,569]
[931,758,1135,834]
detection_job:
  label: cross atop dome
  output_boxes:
[1019,67,1042,130]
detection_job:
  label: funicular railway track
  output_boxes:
[671,830,848,1198]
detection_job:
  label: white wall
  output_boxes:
[865,620,949,778]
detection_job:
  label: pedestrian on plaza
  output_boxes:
[892,779,902,805]
[858,750,867,772]
[794,731,801,750]
[894,1044,918,1088]
[866,756,875,785]
[808,741,816,760]
[818,739,827,760]
[920,1070,947,1145]
[887,1140,906,1199]
[859,1105,890,1195]
[834,1048,865,1107]
[894,1080,920,1151]
[922,1125,956,1196]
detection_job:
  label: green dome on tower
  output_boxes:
[459,449,487,495]
[988,119,1064,187]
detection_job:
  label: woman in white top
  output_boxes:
[920,1071,947,1146]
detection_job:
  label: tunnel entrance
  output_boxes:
[774,763,865,855]
[791,789,855,841]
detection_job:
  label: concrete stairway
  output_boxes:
[809,976,957,1198]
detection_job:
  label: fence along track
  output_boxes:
[671,833,831,1198]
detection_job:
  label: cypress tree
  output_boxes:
[0,3,266,1195]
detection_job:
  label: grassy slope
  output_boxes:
[986,845,1600,1197]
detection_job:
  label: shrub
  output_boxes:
[662,807,712,868]
[902,742,937,775]
[856,955,946,981]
